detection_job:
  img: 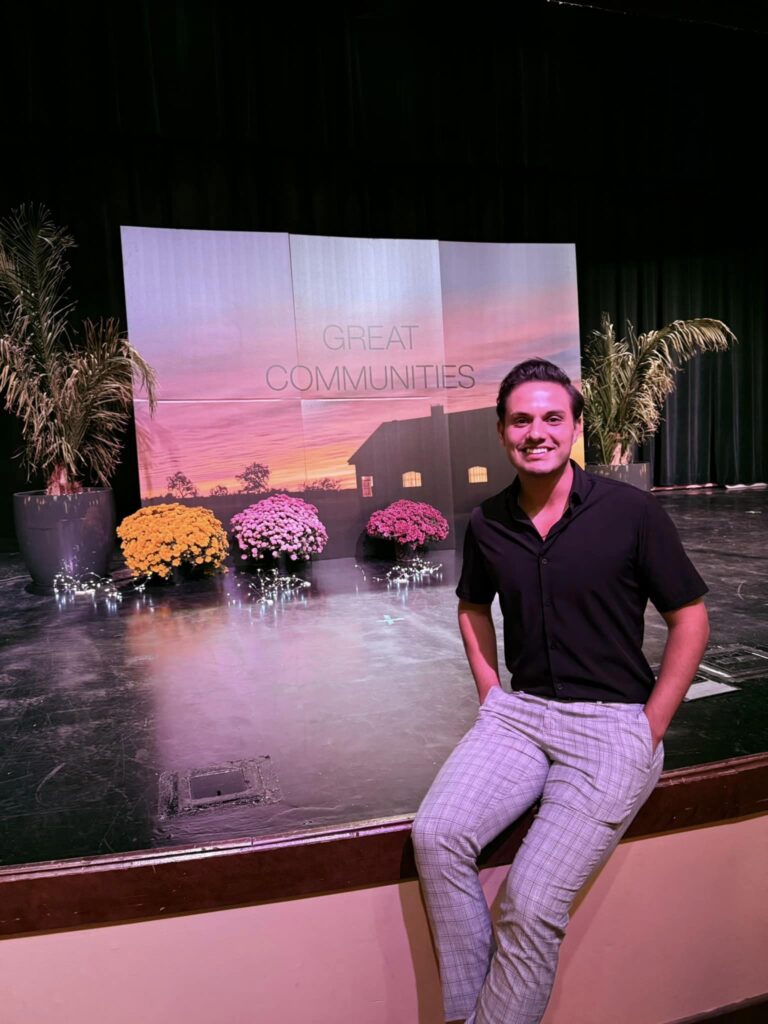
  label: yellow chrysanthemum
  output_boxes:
[118,503,229,578]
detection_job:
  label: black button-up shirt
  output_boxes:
[456,462,708,703]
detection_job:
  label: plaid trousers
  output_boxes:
[412,686,664,1024]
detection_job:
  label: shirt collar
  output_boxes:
[569,460,592,506]
[508,459,591,518]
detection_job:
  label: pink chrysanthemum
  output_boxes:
[231,494,328,562]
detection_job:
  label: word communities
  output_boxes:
[265,362,475,394]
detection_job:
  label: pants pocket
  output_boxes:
[637,709,655,762]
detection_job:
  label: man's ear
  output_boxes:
[497,419,505,443]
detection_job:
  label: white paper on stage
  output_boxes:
[683,679,740,701]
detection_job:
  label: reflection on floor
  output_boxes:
[0,488,766,869]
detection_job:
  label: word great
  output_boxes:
[322,325,418,351]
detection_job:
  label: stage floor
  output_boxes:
[1,488,766,869]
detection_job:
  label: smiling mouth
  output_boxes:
[522,447,552,455]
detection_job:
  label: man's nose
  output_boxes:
[526,419,545,438]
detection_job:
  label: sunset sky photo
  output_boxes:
[122,228,580,499]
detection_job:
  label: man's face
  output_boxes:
[498,381,582,478]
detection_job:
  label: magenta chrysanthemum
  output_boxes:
[365,499,449,550]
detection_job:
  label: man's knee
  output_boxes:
[411,808,451,856]
[411,808,476,863]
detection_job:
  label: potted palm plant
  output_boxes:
[581,313,736,490]
[0,205,157,591]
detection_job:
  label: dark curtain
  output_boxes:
[1,1,767,543]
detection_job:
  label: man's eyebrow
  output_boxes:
[508,408,568,417]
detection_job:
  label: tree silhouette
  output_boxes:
[236,462,270,494]
[305,477,341,491]
[166,472,198,498]
[209,484,229,496]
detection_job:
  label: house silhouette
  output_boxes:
[348,404,513,541]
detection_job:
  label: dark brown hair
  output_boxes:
[496,358,584,423]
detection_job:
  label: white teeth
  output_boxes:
[525,448,549,454]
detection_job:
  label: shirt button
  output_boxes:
[550,641,558,650]
[541,557,549,565]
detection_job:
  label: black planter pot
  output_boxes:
[13,488,116,594]
[586,463,651,491]
[245,551,313,576]
[144,563,219,587]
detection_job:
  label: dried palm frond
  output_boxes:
[0,205,156,494]
[582,312,736,465]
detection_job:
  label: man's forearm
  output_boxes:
[458,599,501,702]
[644,598,710,747]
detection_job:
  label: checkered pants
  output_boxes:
[412,687,664,1024]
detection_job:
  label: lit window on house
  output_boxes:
[468,466,488,484]
[361,476,374,497]
[402,471,422,488]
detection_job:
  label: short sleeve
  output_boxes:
[638,495,708,612]
[455,519,497,604]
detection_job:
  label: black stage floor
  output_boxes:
[1,488,766,869]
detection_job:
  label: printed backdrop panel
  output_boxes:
[288,234,446,402]
[121,227,296,401]
[134,399,307,500]
[438,241,581,417]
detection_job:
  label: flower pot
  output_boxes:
[248,551,312,575]
[359,535,398,562]
[586,463,651,491]
[145,562,219,587]
[13,488,116,594]
[395,543,427,561]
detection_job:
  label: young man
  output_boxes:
[412,358,709,1024]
